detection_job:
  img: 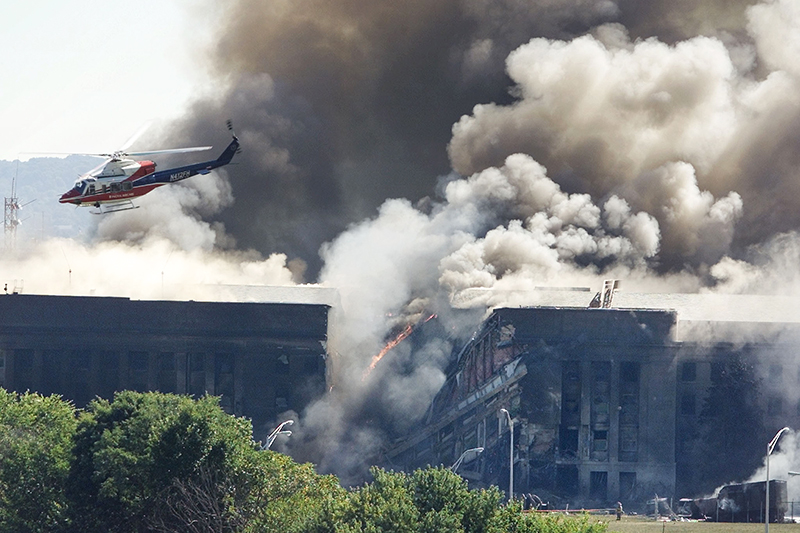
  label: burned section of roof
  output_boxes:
[489,307,677,346]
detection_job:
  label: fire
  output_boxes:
[362,324,413,380]
[362,314,436,380]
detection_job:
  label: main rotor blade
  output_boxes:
[123,146,212,157]
[119,121,153,151]
[20,151,107,158]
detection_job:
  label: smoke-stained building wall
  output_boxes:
[384,306,800,507]
[0,294,329,441]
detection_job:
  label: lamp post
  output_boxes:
[262,419,294,450]
[500,408,514,501]
[451,447,484,473]
[766,426,791,532]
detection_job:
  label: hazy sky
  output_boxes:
[0,1,211,160]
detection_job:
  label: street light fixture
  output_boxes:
[500,408,514,501]
[765,426,791,533]
[262,419,294,450]
[451,447,484,473]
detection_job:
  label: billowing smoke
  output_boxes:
[159,0,766,275]
[8,0,800,488]
[93,171,235,251]
[0,236,297,301]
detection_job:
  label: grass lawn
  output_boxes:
[599,516,800,532]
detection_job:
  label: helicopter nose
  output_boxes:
[59,189,78,203]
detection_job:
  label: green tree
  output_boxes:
[246,450,344,533]
[64,391,261,533]
[311,466,502,533]
[0,389,77,533]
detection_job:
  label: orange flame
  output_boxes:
[362,314,437,381]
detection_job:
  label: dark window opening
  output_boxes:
[680,392,696,416]
[128,351,148,391]
[556,465,579,495]
[620,362,640,383]
[559,428,579,457]
[14,349,35,390]
[590,471,608,501]
[620,472,637,500]
[681,362,696,382]
[593,430,608,451]
[711,362,725,382]
[619,426,638,462]
[215,353,234,413]
[188,352,206,397]
[158,352,176,393]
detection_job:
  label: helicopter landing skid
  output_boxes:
[89,200,139,215]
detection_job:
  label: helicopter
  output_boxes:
[58,122,240,214]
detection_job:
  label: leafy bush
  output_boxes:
[0,390,77,533]
[0,388,607,533]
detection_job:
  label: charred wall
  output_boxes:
[0,294,329,442]
[386,307,680,506]
[384,306,800,510]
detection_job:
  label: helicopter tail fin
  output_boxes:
[215,136,240,165]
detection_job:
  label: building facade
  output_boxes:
[0,294,329,441]
[384,307,800,508]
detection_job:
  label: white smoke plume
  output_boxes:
[7,0,800,489]
[0,237,296,301]
[448,1,800,269]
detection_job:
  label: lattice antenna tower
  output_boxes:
[4,162,21,251]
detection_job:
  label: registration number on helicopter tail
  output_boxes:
[169,170,191,182]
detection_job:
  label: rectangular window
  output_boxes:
[711,362,725,382]
[590,471,608,501]
[158,352,176,393]
[128,351,149,391]
[680,362,696,382]
[561,361,581,427]
[556,465,579,495]
[680,392,696,416]
[464,429,478,450]
[477,419,486,448]
[15,349,35,390]
[215,353,234,413]
[619,426,638,462]
[559,428,579,457]
[188,352,206,397]
[593,430,608,451]
[620,472,637,500]
[70,350,91,406]
[42,350,63,395]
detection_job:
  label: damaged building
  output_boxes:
[0,293,330,440]
[384,305,800,510]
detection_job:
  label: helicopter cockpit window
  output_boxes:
[74,180,87,194]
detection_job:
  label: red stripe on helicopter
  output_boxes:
[81,184,164,203]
